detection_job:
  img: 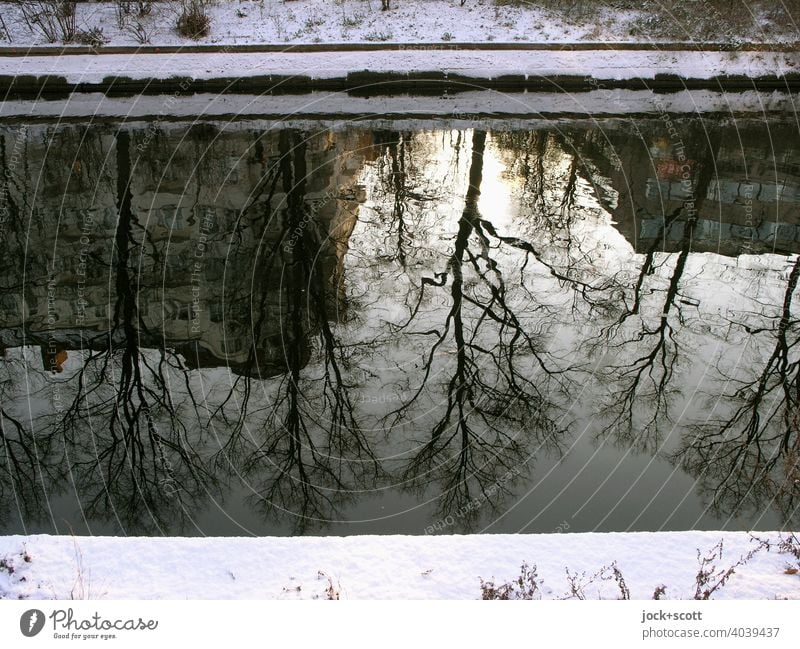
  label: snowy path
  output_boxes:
[1,49,798,84]
[1,532,798,599]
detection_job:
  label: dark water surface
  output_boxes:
[0,114,798,535]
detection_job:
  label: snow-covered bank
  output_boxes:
[0,88,794,121]
[1,48,797,98]
[1,532,798,599]
[0,0,797,49]
[2,48,796,84]
[1,2,797,93]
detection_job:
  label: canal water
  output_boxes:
[0,113,798,535]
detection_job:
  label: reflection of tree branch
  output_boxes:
[47,131,211,532]
[493,129,620,314]
[210,130,381,533]
[675,256,800,521]
[0,390,62,520]
[381,131,561,522]
[595,134,718,448]
[598,206,684,340]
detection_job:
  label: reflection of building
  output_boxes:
[492,121,800,256]
[0,123,371,376]
[4,118,800,375]
[600,122,800,255]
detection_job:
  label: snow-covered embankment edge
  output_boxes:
[0,49,799,95]
[0,89,795,122]
[1,531,798,600]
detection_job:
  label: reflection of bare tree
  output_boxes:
[594,212,690,446]
[212,131,381,533]
[675,256,800,523]
[0,358,64,526]
[591,133,718,448]
[383,131,563,522]
[49,131,210,533]
[493,129,620,315]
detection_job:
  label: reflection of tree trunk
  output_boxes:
[112,130,138,406]
[109,130,150,449]
[388,133,408,269]
[560,148,578,213]
[279,130,312,497]
[438,130,485,449]
[775,261,800,456]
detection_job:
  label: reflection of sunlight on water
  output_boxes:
[477,135,515,229]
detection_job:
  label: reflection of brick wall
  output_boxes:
[0,124,370,375]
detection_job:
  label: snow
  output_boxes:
[0,89,794,121]
[0,531,798,599]
[1,48,796,84]
[1,1,795,85]
[0,0,795,49]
